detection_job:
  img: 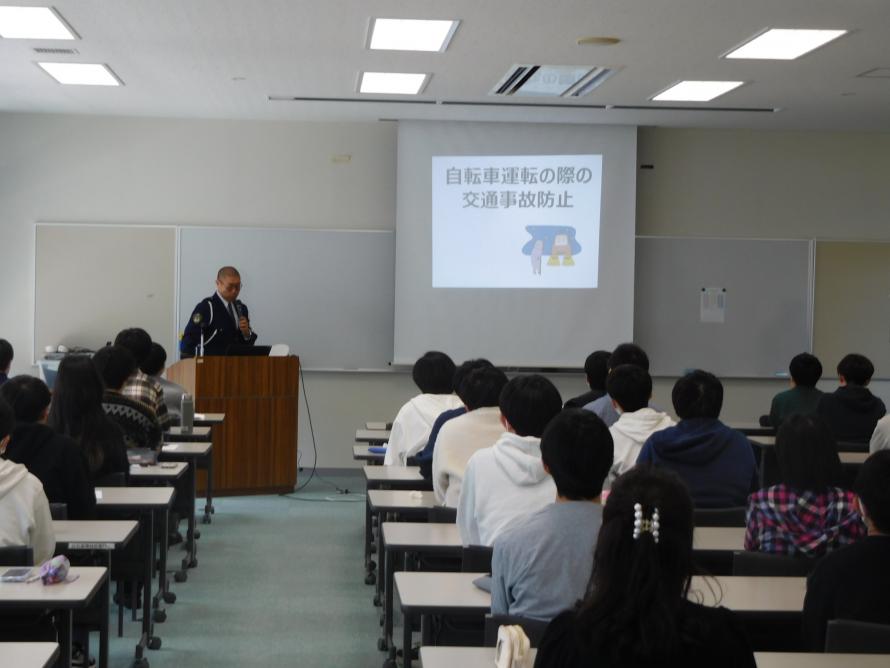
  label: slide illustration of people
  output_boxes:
[522,225,582,275]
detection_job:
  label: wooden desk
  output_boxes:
[366,421,392,430]
[420,648,890,668]
[363,465,428,490]
[53,520,138,552]
[356,429,390,445]
[95,487,174,663]
[128,462,188,481]
[751,435,869,458]
[353,445,385,464]
[193,412,225,426]
[0,643,59,668]
[687,575,805,612]
[693,526,746,551]
[729,422,776,436]
[162,441,215,524]
[164,425,212,441]
[0,567,107,668]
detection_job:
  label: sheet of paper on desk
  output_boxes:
[95,490,103,500]
[194,413,205,419]
[163,444,179,451]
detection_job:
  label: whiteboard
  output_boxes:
[177,227,395,370]
[634,237,814,378]
[34,224,178,360]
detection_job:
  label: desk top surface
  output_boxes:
[419,648,890,668]
[95,486,175,507]
[0,567,107,606]
[363,465,423,482]
[395,572,805,613]
[353,445,384,461]
[728,422,776,435]
[129,462,188,479]
[0,643,59,668]
[367,489,437,511]
[193,412,225,424]
[53,520,139,546]
[166,425,212,437]
[162,441,213,456]
[355,429,390,443]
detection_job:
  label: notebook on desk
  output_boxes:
[127,448,158,465]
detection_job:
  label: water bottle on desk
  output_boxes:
[180,393,194,434]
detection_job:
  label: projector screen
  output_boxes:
[394,121,637,368]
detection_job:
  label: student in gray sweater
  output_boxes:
[490,408,613,620]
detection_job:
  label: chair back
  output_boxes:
[427,506,457,524]
[694,506,746,527]
[269,344,290,357]
[0,546,34,566]
[461,545,493,573]
[732,550,817,577]
[483,614,550,648]
[837,440,869,453]
[825,619,890,654]
[49,503,68,520]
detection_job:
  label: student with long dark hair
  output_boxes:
[534,466,755,668]
[47,355,128,482]
[745,414,865,557]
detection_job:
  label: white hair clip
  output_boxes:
[632,502,660,544]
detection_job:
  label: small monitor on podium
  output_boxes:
[224,345,272,357]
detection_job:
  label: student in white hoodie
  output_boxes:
[383,351,463,466]
[606,365,676,487]
[0,397,55,564]
[457,375,563,546]
[433,366,508,506]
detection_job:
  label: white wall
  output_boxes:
[2,113,889,469]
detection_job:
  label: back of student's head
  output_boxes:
[451,358,494,393]
[412,351,456,394]
[855,450,890,534]
[578,465,694,661]
[607,343,649,373]
[498,374,562,437]
[458,367,508,410]
[789,353,822,387]
[775,414,842,491]
[0,375,51,424]
[837,353,874,386]
[141,342,168,377]
[0,338,13,371]
[585,350,611,390]
[606,365,652,413]
[672,370,723,420]
[541,409,613,499]
[93,345,137,390]
[0,397,14,440]
[114,328,153,365]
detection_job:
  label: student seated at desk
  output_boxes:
[457,375,562,546]
[383,351,463,466]
[606,365,674,487]
[0,337,12,386]
[745,414,864,558]
[115,328,172,430]
[637,370,757,508]
[415,358,493,479]
[871,415,890,453]
[563,349,609,409]
[767,352,823,428]
[534,466,755,668]
[583,343,651,427]
[802,450,890,650]
[0,375,96,520]
[47,355,129,483]
[93,345,162,450]
[491,409,612,620]
[142,342,187,425]
[433,366,508,507]
[0,398,55,564]
[816,353,886,443]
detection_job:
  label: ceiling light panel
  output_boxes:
[38,62,122,86]
[724,28,847,60]
[359,72,428,95]
[0,6,76,39]
[369,18,459,52]
[652,80,744,102]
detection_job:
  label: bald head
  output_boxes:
[217,266,240,281]
[216,266,242,302]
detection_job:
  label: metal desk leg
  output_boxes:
[99,573,109,668]
[152,506,170,624]
[184,460,198,569]
[202,450,214,524]
[133,510,154,665]
[58,609,73,668]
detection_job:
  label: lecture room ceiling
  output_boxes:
[0,0,888,130]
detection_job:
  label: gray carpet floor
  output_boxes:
[106,473,381,668]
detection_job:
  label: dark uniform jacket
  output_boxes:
[180,293,257,356]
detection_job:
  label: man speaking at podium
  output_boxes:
[180,266,258,357]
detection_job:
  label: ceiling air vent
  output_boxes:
[33,47,79,55]
[490,64,618,98]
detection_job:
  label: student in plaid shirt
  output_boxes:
[745,414,865,558]
[114,328,172,431]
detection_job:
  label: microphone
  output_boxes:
[235,302,245,318]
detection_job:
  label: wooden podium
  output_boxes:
[167,355,299,496]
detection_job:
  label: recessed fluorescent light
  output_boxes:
[0,6,76,39]
[369,18,459,52]
[359,71,427,95]
[725,28,847,60]
[652,80,744,102]
[38,62,122,86]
